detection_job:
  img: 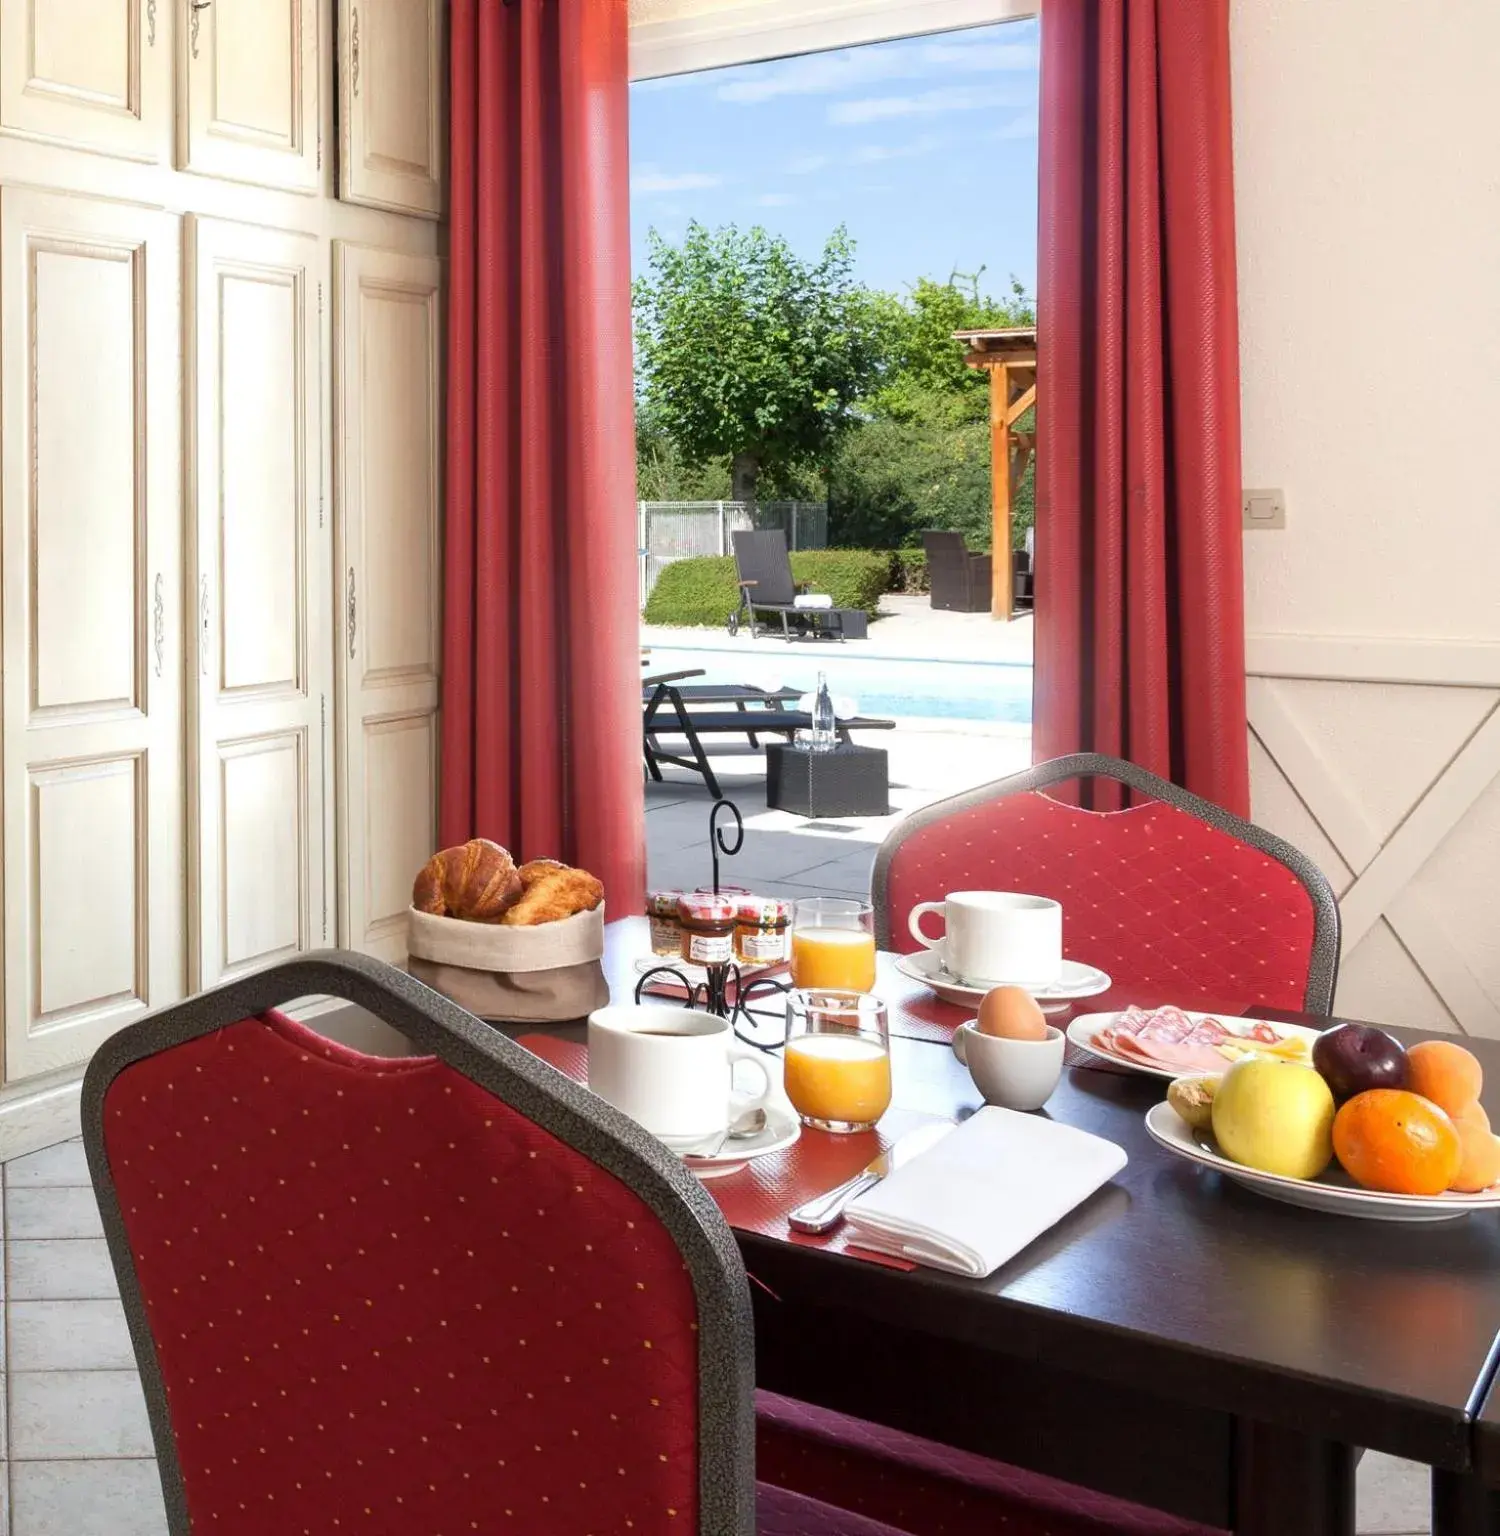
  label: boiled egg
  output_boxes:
[975,985,1049,1041]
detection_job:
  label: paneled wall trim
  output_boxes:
[0,0,444,1134]
[1248,635,1500,1038]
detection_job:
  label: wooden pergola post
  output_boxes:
[955,327,1037,621]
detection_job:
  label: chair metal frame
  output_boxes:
[871,752,1342,1014]
[81,951,757,1536]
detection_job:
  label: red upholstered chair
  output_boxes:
[873,752,1340,1014]
[82,952,915,1536]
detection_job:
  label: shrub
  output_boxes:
[644,549,891,627]
[889,548,929,595]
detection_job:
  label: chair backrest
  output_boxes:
[82,952,754,1536]
[873,754,1340,1013]
[732,529,796,605]
[920,530,970,571]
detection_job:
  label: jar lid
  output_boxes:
[736,896,792,923]
[678,892,735,922]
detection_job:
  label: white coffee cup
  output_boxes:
[907,891,1063,989]
[586,1004,774,1145]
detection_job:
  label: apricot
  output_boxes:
[1451,1122,1500,1194]
[1406,1040,1483,1119]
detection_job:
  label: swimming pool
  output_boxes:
[643,644,1033,724]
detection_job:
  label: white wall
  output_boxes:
[1233,0,1500,1033]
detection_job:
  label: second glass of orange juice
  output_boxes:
[784,990,891,1133]
[790,898,877,993]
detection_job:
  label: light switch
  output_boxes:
[1242,489,1286,530]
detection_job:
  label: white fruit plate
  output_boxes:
[1145,1101,1500,1222]
[1068,1010,1322,1082]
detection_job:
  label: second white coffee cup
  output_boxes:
[587,1004,774,1145]
[908,890,1063,988]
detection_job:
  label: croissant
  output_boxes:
[501,864,604,926]
[412,838,523,922]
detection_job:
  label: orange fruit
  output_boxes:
[1406,1040,1483,1118]
[1332,1089,1461,1196]
[1451,1122,1500,1193]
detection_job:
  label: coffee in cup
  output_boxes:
[586,1004,774,1145]
[908,891,1062,989]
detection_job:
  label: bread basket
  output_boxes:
[406,903,608,1024]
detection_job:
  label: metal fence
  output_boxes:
[637,500,828,607]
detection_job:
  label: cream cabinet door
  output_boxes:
[187,218,330,991]
[179,0,320,192]
[1,0,170,161]
[338,0,442,217]
[333,243,441,962]
[0,189,183,1082]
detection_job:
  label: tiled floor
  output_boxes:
[0,1138,1436,1534]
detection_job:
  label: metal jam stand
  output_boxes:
[634,799,793,1054]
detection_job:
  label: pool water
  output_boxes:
[643,644,1032,724]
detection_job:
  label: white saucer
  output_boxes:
[668,1104,801,1178]
[894,949,1112,1011]
[1144,1101,1500,1223]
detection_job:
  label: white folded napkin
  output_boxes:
[844,1107,1128,1278]
[793,593,834,609]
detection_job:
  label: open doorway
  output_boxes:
[631,14,1039,903]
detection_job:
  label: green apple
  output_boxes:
[1211,1058,1335,1180]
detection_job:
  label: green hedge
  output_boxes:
[644,549,891,628]
[889,548,929,595]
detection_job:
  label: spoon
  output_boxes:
[685,1108,768,1160]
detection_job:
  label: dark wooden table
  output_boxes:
[598,918,1500,1535]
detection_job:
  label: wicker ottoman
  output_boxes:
[766,743,890,818]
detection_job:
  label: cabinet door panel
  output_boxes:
[0,189,183,1082]
[180,0,319,192]
[338,0,442,216]
[188,218,329,990]
[1,0,168,161]
[334,243,440,962]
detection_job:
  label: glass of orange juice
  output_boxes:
[783,990,892,1134]
[790,898,877,993]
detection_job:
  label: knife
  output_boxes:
[788,1121,956,1234]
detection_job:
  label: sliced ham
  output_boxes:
[1092,1005,1292,1073]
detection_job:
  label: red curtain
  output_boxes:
[443,0,646,906]
[1033,0,1250,816]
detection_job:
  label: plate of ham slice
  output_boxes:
[1067,1005,1320,1080]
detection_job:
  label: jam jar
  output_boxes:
[734,896,792,966]
[677,892,736,967]
[646,890,682,957]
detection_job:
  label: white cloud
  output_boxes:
[631,168,723,194]
[990,113,1038,141]
[756,192,798,207]
[714,34,1038,104]
[849,134,944,165]
[829,85,1033,126]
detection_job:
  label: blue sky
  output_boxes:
[629,18,1039,300]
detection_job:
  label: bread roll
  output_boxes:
[411,839,523,922]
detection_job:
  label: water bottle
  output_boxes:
[811,672,836,753]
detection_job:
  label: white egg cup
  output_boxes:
[952,1021,1066,1112]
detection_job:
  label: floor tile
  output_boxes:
[9,1299,135,1372]
[10,1370,153,1459]
[4,1137,90,1188]
[1357,1451,1430,1534]
[11,1459,167,1536]
[6,1185,104,1240]
[8,1239,120,1301]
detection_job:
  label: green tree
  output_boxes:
[828,273,1035,550]
[633,223,884,502]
